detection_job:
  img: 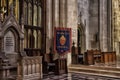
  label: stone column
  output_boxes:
[54,0,59,27]
[67,0,78,66]
[107,0,112,51]
[102,0,108,51]
[85,0,90,50]
[100,0,103,51]
[100,0,108,51]
[46,0,52,38]
[46,0,52,53]
[52,0,59,36]
[59,0,66,27]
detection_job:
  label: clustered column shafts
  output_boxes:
[99,0,108,52]
[102,0,108,51]
[59,0,66,27]
[53,0,59,28]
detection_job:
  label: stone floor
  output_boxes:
[3,62,120,80]
[43,62,120,80]
[42,72,120,80]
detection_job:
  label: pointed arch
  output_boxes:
[4,26,20,53]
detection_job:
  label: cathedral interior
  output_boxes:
[0,0,120,80]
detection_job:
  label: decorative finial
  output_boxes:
[72,41,75,46]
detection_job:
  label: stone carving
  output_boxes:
[4,31,15,53]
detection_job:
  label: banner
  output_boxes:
[54,27,71,54]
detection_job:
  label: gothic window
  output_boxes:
[38,6,42,27]
[1,0,42,26]
[38,31,41,48]
[24,1,28,24]
[23,0,42,27]
[33,30,37,48]
[28,29,31,48]
[28,3,32,25]
[14,0,19,21]
[0,0,20,22]
[29,34,35,48]
[24,29,27,48]
[23,0,42,49]
[33,5,37,26]
[9,0,13,6]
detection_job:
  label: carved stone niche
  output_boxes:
[0,14,24,66]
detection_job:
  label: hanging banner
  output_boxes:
[54,27,71,54]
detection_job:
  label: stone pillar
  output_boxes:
[102,0,108,52]
[52,0,59,54]
[67,0,78,66]
[52,0,59,37]
[99,0,103,51]
[46,0,52,53]
[89,0,99,49]
[85,0,90,50]
[100,0,108,51]
[59,0,66,27]
[107,0,112,51]
[54,0,59,27]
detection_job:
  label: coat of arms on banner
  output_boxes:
[54,27,71,54]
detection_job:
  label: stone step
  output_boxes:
[70,64,120,71]
[68,64,120,78]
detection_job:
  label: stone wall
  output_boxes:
[89,0,99,49]
[77,0,110,51]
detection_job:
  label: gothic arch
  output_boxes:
[4,27,20,53]
[0,14,24,66]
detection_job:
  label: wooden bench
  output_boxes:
[84,49,103,65]
[84,49,116,65]
[102,52,116,64]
